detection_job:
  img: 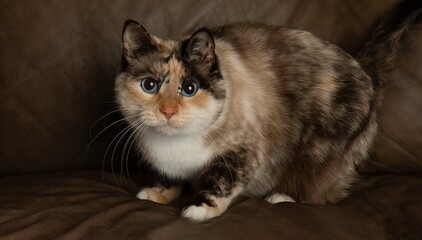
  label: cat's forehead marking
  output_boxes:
[150,55,184,84]
[167,56,185,83]
[152,62,168,76]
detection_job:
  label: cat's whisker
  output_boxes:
[121,120,148,187]
[131,124,149,178]
[101,117,141,185]
[85,114,139,168]
[102,122,131,184]
[111,119,144,186]
[117,119,147,185]
[133,123,149,175]
[124,128,142,186]
[88,108,122,136]
[119,126,138,185]
[120,121,146,181]
[124,120,149,181]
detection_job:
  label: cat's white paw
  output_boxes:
[265,193,296,204]
[137,186,181,204]
[182,204,222,222]
[137,188,170,204]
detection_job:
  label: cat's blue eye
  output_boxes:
[140,78,159,94]
[180,82,198,97]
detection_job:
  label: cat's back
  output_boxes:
[211,23,334,57]
[211,22,373,103]
[211,23,374,140]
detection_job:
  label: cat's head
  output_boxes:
[115,20,225,136]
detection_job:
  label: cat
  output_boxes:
[114,1,422,222]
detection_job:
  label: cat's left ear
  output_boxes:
[184,28,216,71]
[122,20,158,60]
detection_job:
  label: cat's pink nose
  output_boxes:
[160,106,176,120]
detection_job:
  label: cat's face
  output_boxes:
[115,21,225,136]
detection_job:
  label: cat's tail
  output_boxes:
[357,0,422,92]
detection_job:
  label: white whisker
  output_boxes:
[101,117,142,184]
[120,120,147,187]
[84,114,139,166]
[88,108,121,136]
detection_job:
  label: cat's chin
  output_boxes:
[155,125,177,136]
[153,124,200,137]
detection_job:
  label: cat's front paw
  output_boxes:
[137,188,169,204]
[182,204,223,222]
[137,186,180,204]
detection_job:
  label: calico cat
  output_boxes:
[115,2,422,222]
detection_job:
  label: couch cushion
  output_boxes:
[370,29,422,174]
[0,171,420,239]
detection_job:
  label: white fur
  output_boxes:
[182,204,222,222]
[137,186,181,204]
[182,186,242,222]
[137,188,169,204]
[265,193,296,204]
[141,129,213,179]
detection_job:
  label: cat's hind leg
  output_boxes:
[137,185,181,204]
[265,193,296,204]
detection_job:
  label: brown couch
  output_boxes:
[1,0,421,239]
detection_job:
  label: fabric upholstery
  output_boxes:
[0,171,421,239]
[371,29,422,173]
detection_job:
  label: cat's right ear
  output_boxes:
[183,28,216,72]
[121,20,157,62]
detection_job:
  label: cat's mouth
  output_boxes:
[149,119,179,136]
[155,120,192,136]
[156,125,177,136]
[147,116,191,136]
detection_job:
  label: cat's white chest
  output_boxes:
[141,130,213,179]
